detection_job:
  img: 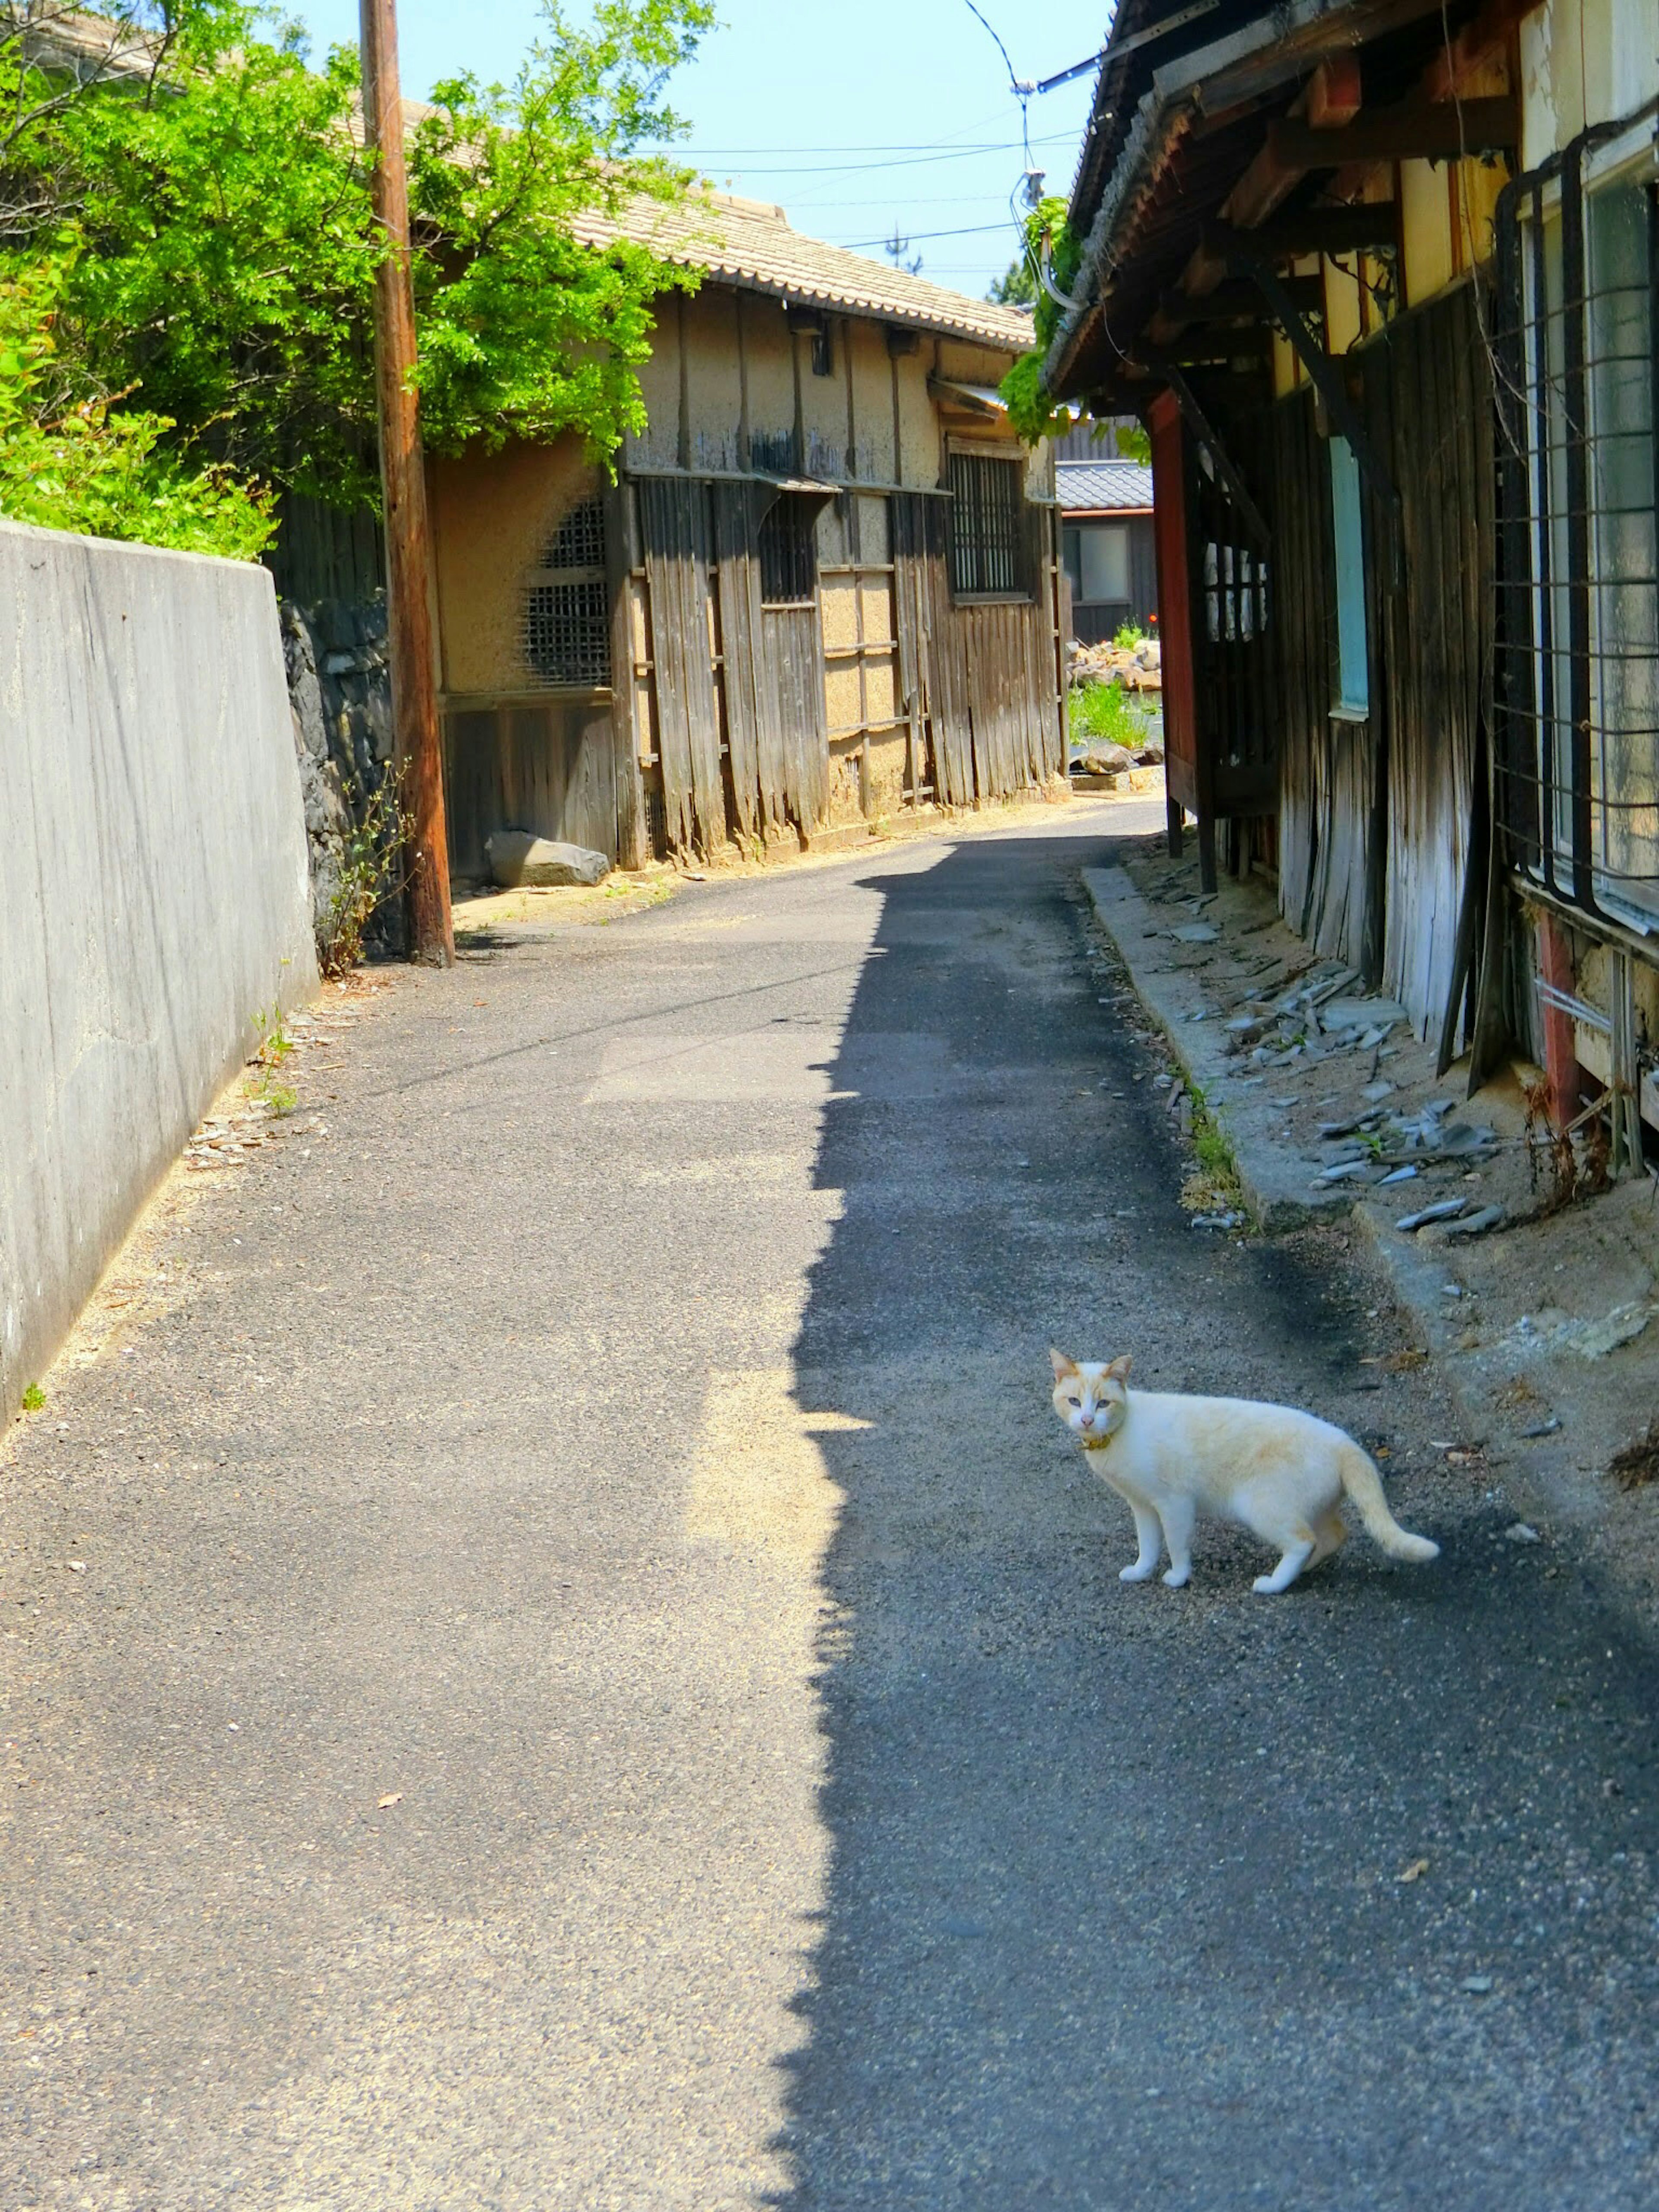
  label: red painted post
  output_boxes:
[1535,908,1580,1127]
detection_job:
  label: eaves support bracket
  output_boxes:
[1227,249,1403,582]
[1132,350,1271,551]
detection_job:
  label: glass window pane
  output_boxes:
[1587,175,1659,916]
[1078,523,1131,604]
[1329,437,1368,718]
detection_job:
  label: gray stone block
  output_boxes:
[487,832,612,889]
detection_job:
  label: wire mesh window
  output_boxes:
[1494,126,1659,926]
[523,496,610,687]
[759,494,818,606]
[948,451,1032,599]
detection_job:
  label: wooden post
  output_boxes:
[360,0,453,965]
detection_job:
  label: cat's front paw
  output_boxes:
[1251,1573,1282,1595]
[1119,1561,1158,1583]
[1161,1564,1191,1589]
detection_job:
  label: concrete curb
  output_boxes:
[1080,860,1659,1534]
[1081,859,1497,1427]
[1081,864,1344,1233]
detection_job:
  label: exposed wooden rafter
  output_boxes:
[1157,274,1324,325]
[1268,93,1517,167]
[1202,208,1400,260]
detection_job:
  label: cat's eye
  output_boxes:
[1066,1394,1081,1407]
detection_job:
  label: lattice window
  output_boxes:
[523,497,610,687]
[759,495,818,606]
[1494,121,1659,924]
[947,451,1031,599]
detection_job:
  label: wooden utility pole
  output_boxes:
[360,0,453,965]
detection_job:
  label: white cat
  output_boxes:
[1050,1351,1440,1595]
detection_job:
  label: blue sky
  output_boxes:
[283,1,1100,301]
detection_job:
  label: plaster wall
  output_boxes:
[0,521,315,1427]
[431,439,597,699]
[739,294,798,468]
[627,308,683,472]
[847,318,896,482]
[1401,157,1457,305]
[894,345,941,486]
[1522,0,1659,161]
[683,288,743,473]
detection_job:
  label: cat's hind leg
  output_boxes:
[1307,1509,1348,1570]
[1157,1495,1197,1588]
[1233,1486,1319,1593]
[1119,1497,1164,1583]
[1249,1521,1316,1594]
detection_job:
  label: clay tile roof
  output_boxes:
[573,188,1037,353]
[1057,459,1156,512]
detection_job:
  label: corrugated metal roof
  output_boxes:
[1057,459,1156,512]
[573,189,1037,352]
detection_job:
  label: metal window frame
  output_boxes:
[1494,101,1659,934]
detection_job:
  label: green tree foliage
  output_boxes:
[999,194,1084,445]
[0,248,273,554]
[0,0,713,543]
[987,254,1034,307]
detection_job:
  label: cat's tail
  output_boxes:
[1338,1445,1440,1563]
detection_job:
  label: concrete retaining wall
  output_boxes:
[1,520,317,1425]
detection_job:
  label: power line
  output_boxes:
[674,130,1079,180]
[841,220,1021,248]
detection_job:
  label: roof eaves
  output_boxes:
[1045,0,1369,394]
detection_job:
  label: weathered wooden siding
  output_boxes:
[442,701,617,880]
[890,492,1060,810]
[1268,279,1495,1036]
[639,476,726,855]
[1371,282,1493,1042]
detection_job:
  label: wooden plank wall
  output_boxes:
[1266,279,1494,1036]
[891,491,1059,807]
[639,477,726,853]
[637,477,1059,857]
[712,483,767,839]
[443,702,617,880]
[1268,383,1384,980]
[1371,282,1493,1042]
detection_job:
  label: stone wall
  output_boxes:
[280,595,400,958]
[0,520,316,1427]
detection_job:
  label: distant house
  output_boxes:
[416,192,1064,872]
[1055,453,1157,644]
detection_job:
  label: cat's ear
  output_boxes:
[1105,1354,1133,1382]
[1049,1348,1078,1381]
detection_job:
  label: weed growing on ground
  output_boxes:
[318,773,412,978]
[1179,1080,1249,1220]
[244,1002,300,1117]
[1069,680,1156,753]
[20,1383,45,1412]
[1113,621,1146,650]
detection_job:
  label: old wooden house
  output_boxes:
[427,191,1064,876]
[1044,0,1658,1153]
[1054,440,1160,642]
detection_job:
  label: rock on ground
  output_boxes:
[486,832,612,888]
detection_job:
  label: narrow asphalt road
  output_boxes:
[6,799,1659,2209]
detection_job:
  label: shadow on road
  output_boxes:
[766,831,1659,2211]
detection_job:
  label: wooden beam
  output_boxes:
[1218,55,1362,235]
[1268,95,1518,168]
[1159,274,1322,324]
[1203,207,1400,259]
[1306,54,1363,129]
[1423,0,1532,100]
